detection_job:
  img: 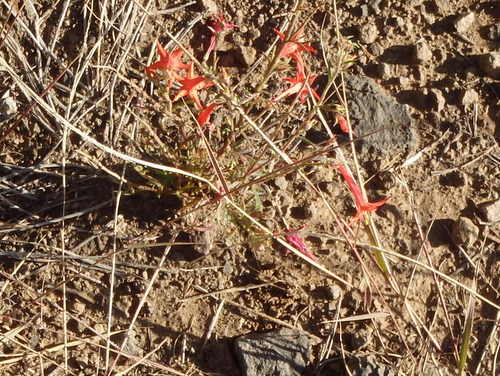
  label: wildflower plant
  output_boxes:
[143,8,389,270]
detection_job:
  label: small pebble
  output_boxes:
[478,199,500,223]
[452,217,479,247]
[327,285,342,300]
[478,52,500,79]
[395,16,405,29]
[377,63,391,79]
[398,76,410,87]
[0,91,17,122]
[369,43,384,56]
[223,260,234,274]
[368,0,382,12]
[198,0,218,13]
[454,12,475,35]
[486,24,500,41]
[358,23,379,44]
[412,41,432,64]
[461,89,479,106]
[359,4,369,17]
[70,300,86,314]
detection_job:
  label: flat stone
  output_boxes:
[478,52,500,79]
[454,12,475,35]
[344,75,415,155]
[452,217,479,247]
[478,200,500,223]
[234,328,310,376]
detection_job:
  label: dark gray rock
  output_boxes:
[234,328,310,376]
[344,75,415,155]
[348,356,395,376]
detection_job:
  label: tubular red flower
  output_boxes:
[197,103,221,126]
[284,230,317,261]
[273,27,316,61]
[336,164,388,222]
[336,114,350,134]
[173,64,214,110]
[205,13,237,59]
[273,71,320,103]
[145,41,190,84]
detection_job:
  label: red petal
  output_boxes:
[284,232,317,261]
[336,114,350,133]
[336,164,388,221]
[273,28,286,41]
[197,103,221,126]
[156,40,168,59]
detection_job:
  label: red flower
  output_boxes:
[284,229,317,261]
[205,14,237,60]
[273,69,320,103]
[336,114,351,134]
[336,164,388,222]
[197,103,221,126]
[273,27,315,70]
[173,64,214,110]
[145,41,190,84]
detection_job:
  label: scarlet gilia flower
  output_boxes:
[273,69,320,103]
[145,41,190,84]
[273,27,316,69]
[173,64,214,110]
[204,13,237,60]
[283,228,317,261]
[336,164,388,222]
[197,103,221,126]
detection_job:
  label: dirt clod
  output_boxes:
[358,23,379,44]
[452,216,479,247]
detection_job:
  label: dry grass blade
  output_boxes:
[320,312,390,324]
[0,329,125,366]
[179,282,276,302]
[458,281,476,376]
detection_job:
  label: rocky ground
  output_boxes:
[0,0,498,375]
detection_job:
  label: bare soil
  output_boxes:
[0,1,498,375]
